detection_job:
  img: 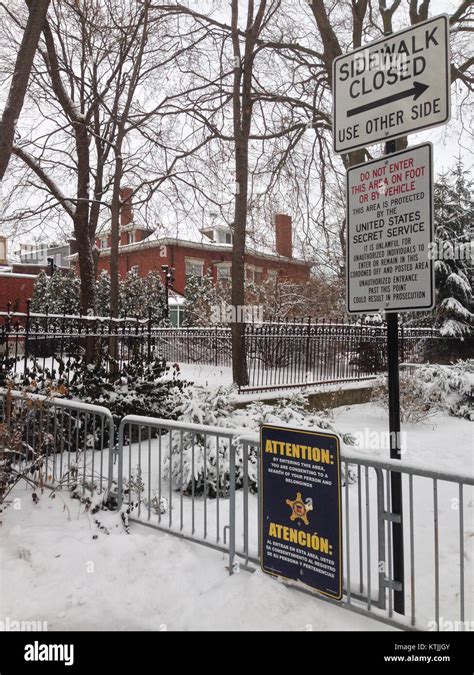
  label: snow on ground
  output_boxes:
[332,402,473,474]
[112,402,472,630]
[0,486,390,631]
[1,400,471,632]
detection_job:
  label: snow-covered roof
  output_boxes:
[168,289,186,306]
[77,232,311,267]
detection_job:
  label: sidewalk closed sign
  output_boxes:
[333,15,450,153]
[260,424,342,600]
[346,142,434,314]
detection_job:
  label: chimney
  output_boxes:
[68,238,78,256]
[120,186,134,227]
[275,214,292,258]
[0,235,7,265]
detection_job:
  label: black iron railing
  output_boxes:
[0,302,465,392]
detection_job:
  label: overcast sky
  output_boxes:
[0,0,471,254]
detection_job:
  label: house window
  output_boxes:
[218,231,233,244]
[99,237,107,249]
[246,265,263,284]
[267,269,278,282]
[216,263,231,281]
[128,231,136,244]
[185,258,205,283]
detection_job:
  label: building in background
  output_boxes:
[19,242,71,269]
[68,187,312,325]
[0,236,71,312]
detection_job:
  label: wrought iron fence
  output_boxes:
[0,303,465,392]
[0,304,154,387]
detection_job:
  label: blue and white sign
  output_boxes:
[260,424,342,600]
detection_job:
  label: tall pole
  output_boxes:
[161,265,169,320]
[385,138,404,615]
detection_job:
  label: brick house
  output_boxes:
[0,235,72,313]
[0,236,36,312]
[70,187,312,322]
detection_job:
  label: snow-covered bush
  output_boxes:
[183,272,217,327]
[165,386,355,497]
[11,354,189,445]
[372,361,473,422]
[31,268,168,322]
[31,269,81,317]
[413,361,473,420]
[372,374,440,424]
[67,355,189,437]
[432,162,473,339]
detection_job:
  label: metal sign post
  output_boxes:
[345,139,434,614]
[384,139,404,615]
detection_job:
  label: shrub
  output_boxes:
[165,387,356,497]
[372,360,473,422]
[9,354,190,446]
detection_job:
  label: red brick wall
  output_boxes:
[93,242,310,294]
[0,274,36,312]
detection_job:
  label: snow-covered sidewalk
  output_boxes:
[0,488,391,632]
[1,401,471,632]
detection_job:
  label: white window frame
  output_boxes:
[246,264,263,283]
[266,269,278,282]
[216,262,231,281]
[185,257,205,279]
[216,229,233,245]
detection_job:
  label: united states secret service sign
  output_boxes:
[260,424,342,600]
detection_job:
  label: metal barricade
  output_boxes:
[116,415,473,631]
[3,396,471,632]
[0,388,115,495]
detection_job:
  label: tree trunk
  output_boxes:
[74,120,95,312]
[75,219,96,315]
[231,137,250,386]
[109,155,123,319]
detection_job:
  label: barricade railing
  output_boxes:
[2,397,471,632]
[116,415,474,631]
[0,388,114,495]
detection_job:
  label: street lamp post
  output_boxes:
[161,265,175,321]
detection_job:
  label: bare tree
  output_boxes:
[1,1,216,313]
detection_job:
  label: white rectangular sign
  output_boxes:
[333,15,450,153]
[346,143,434,314]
